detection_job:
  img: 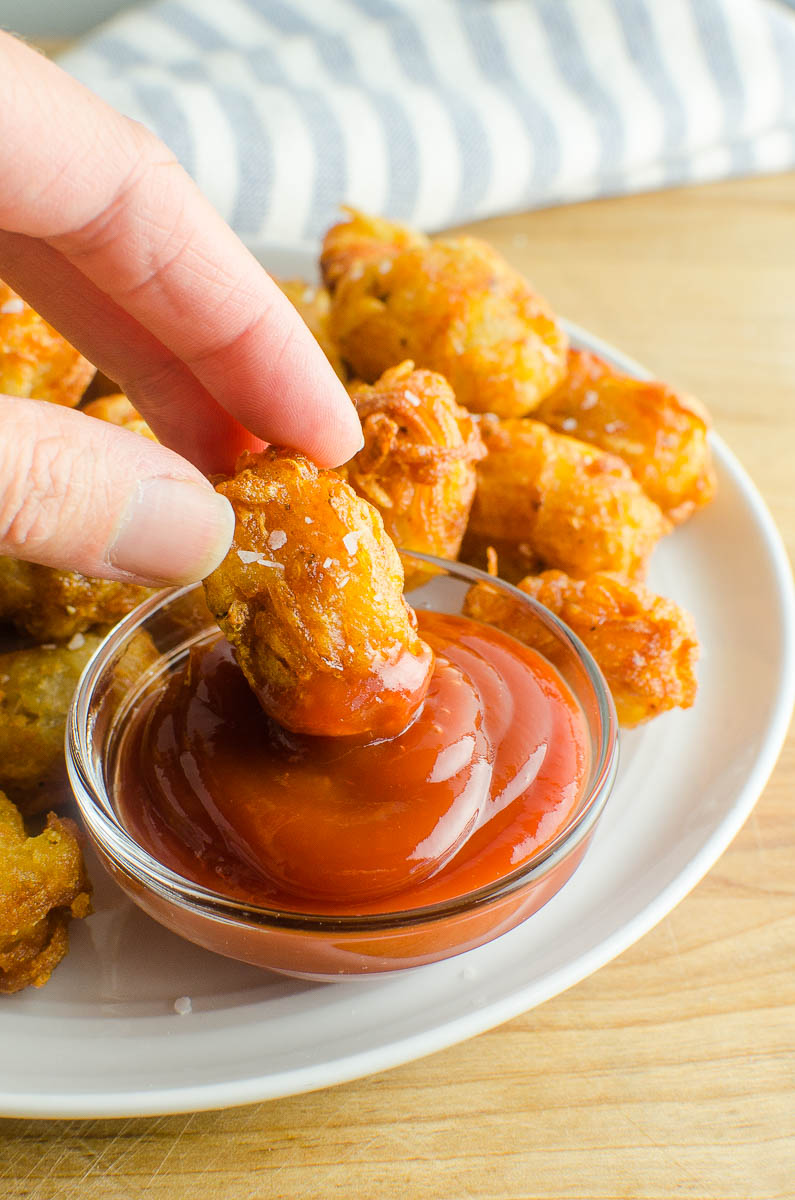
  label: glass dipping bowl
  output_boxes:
[67,555,618,981]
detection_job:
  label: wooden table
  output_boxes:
[2,173,794,1200]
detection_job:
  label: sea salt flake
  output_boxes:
[342,531,360,554]
[173,995,192,1016]
[378,258,393,273]
[67,632,85,651]
[65,605,77,615]
[237,549,263,565]
[582,390,598,410]
[304,516,313,524]
[560,417,577,433]
[604,420,621,434]
[337,572,350,586]
[0,298,24,314]
[322,557,334,569]
[403,389,420,406]
[268,529,287,550]
[41,643,56,650]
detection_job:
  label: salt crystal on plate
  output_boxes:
[0,298,25,315]
[173,996,192,1016]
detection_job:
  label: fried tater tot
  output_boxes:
[469,417,670,580]
[535,348,717,523]
[0,631,159,814]
[0,557,152,643]
[275,279,347,381]
[0,791,92,994]
[203,449,434,739]
[0,281,95,407]
[346,361,485,563]
[321,210,568,417]
[82,392,157,440]
[464,569,698,726]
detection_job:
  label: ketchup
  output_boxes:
[115,611,589,914]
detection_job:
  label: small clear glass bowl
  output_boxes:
[67,554,618,981]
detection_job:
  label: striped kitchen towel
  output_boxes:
[55,0,795,247]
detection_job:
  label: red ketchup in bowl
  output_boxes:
[115,610,590,917]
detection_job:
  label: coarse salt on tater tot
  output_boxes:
[346,361,485,563]
[535,348,716,524]
[203,449,434,739]
[321,210,568,418]
[469,416,670,580]
[0,281,95,407]
[464,569,698,726]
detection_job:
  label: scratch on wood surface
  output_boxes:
[617,1106,718,1200]
[143,1112,198,1188]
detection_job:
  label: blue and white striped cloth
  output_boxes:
[56,0,795,247]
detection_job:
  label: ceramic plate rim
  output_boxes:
[1,293,793,1118]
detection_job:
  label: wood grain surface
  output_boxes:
[2,172,794,1200]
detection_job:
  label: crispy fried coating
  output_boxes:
[0,630,159,814]
[0,791,92,993]
[346,361,485,563]
[203,449,434,738]
[536,348,717,523]
[469,417,670,580]
[0,281,95,407]
[0,557,152,642]
[275,279,347,380]
[82,392,157,440]
[464,569,698,726]
[0,634,103,813]
[321,210,568,417]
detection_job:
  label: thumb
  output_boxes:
[0,396,235,584]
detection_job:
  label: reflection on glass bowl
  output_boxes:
[67,554,618,981]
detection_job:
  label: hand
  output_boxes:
[0,32,362,585]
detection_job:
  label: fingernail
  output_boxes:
[107,477,235,584]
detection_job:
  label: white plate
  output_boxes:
[1,252,793,1118]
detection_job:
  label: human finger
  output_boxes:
[0,231,263,473]
[0,396,235,584]
[0,32,362,468]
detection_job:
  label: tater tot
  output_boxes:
[321,210,568,417]
[536,348,716,523]
[0,557,152,643]
[0,791,92,994]
[203,449,434,739]
[469,417,670,579]
[464,569,698,726]
[346,361,485,562]
[0,281,95,407]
